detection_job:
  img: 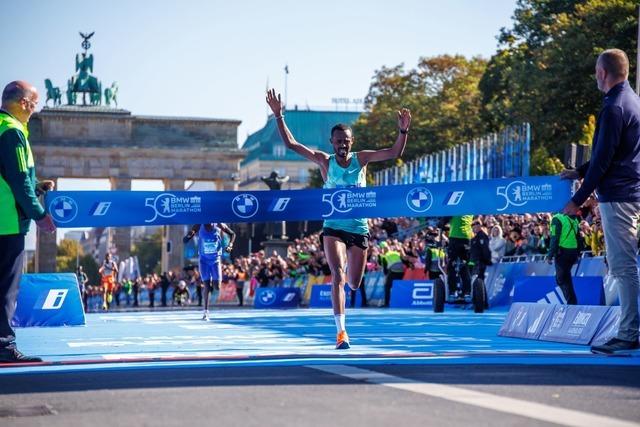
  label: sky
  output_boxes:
[2,0,518,246]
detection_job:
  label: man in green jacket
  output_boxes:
[0,81,56,363]
[548,212,581,305]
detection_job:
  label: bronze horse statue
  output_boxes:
[104,82,118,107]
[44,79,62,106]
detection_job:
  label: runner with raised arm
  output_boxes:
[266,89,411,349]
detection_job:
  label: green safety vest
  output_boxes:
[0,112,36,235]
[384,250,404,272]
[551,213,579,249]
[449,215,473,239]
[427,247,445,271]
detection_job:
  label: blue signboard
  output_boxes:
[485,263,526,308]
[513,276,604,305]
[590,306,621,346]
[498,303,556,340]
[309,284,362,308]
[538,305,610,345]
[389,280,434,308]
[574,256,607,277]
[46,176,570,227]
[253,287,301,309]
[12,273,85,327]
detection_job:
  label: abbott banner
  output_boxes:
[390,280,435,308]
[45,176,570,227]
[12,273,85,327]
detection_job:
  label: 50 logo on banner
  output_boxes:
[145,193,203,223]
[321,188,377,218]
[496,180,554,212]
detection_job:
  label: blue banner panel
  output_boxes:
[538,305,610,345]
[574,256,607,277]
[498,303,556,340]
[589,307,621,346]
[45,176,570,227]
[309,284,362,308]
[389,280,434,308]
[365,272,385,302]
[512,276,604,305]
[522,261,555,277]
[486,263,526,308]
[12,273,85,327]
[253,287,301,309]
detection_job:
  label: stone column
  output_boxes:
[35,178,58,273]
[110,177,132,261]
[161,179,185,273]
[219,179,237,191]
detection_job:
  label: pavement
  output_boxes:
[1,307,639,426]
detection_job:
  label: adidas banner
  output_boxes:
[45,176,571,227]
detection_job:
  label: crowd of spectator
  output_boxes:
[83,199,611,311]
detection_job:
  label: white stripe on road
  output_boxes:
[308,365,640,427]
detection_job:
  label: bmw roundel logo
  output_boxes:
[49,196,79,224]
[406,187,433,213]
[231,193,259,218]
[260,289,276,305]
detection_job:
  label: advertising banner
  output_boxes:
[12,273,85,327]
[538,305,610,345]
[513,276,605,305]
[498,303,555,340]
[46,176,570,227]
[253,287,301,309]
[389,280,435,308]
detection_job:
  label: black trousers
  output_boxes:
[350,276,368,308]
[161,284,169,307]
[0,234,25,350]
[555,250,578,305]
[447,237,471,295]
[384,271,404,307]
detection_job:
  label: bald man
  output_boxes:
[561,49,640,354]
[0,81,56,363]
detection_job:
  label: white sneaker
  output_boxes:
[202,311,209,321]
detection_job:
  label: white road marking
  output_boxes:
[309,365,640,427]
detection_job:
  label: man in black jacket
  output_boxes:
[561,49,640,354]
[469,221,492,281]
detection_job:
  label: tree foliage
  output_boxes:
[307,168,324,188]
[132,229,162,275]
[353,55,488,173]
[56,238,82,272]
[480,0,638,158]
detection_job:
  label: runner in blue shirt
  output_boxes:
[184,223,235,320]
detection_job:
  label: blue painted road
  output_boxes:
[2,307,639,374]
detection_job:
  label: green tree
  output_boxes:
[307,168,324,188]
[354,55,488,174]
[530,146,565,175]
[132,229,162,275]
[480,0,638,158]
[577,114,596,146]
[56,238,82,272]
[79,254,100,286]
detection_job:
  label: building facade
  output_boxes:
[239,109,361,190]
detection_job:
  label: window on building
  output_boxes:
[273,144,286,157]
[299,168,309,182]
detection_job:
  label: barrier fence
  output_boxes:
[83,254,631,312]
[374,123,530,186]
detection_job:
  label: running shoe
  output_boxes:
[336,330,350,349]
[202,311,209,321]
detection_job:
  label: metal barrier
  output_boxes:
[374,123,530,186]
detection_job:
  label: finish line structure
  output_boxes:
[45,176,570,227]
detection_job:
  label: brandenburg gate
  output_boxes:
[31,32,244,273]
